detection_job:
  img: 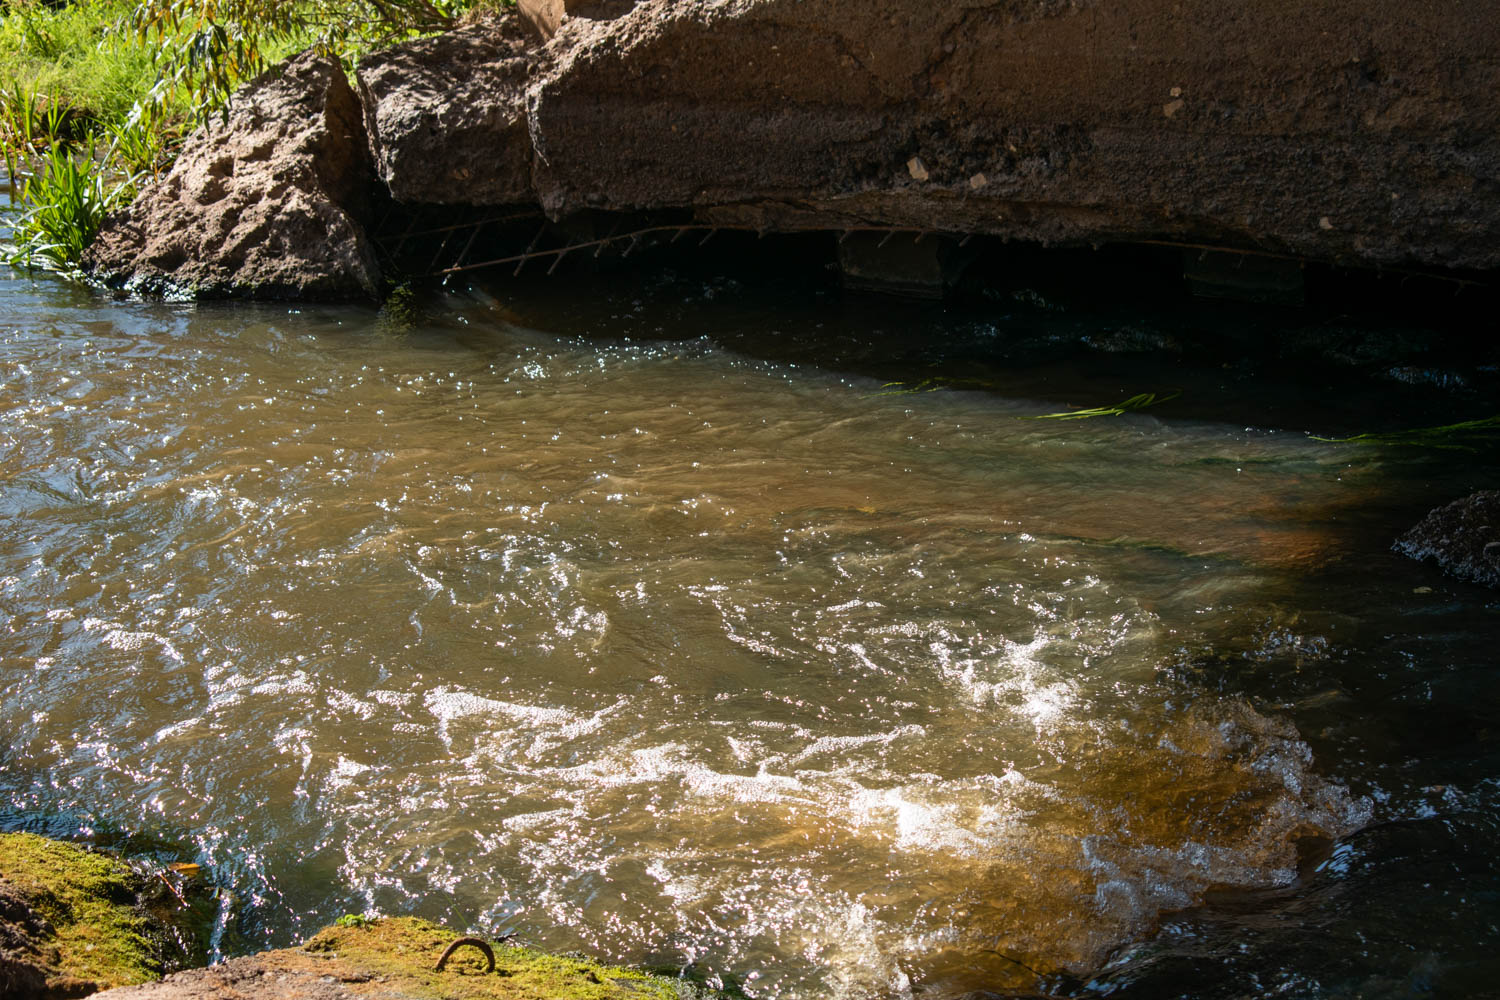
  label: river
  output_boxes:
[1,242,1497,998]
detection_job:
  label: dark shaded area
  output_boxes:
[1395,491,1500,588]
[1080,816,1500,998]
[375,213,1500,443]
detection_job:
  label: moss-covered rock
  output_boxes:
[300,917,711,1000]
[0,832,161,997]
[95,916,719,1000]
[0,833,713,1000]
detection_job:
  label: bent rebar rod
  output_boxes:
[434,937,496,974]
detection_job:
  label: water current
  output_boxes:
[1,250,1498,998]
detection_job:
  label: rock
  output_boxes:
[83,52,381,301]
[0,833,163,998]
[92,917,721,1000]
[515,0,1500,269]
[0,879,52,999]
[1394,491,1500,588]
[88,0,1500,298]
[517,0,639,39]
[1082,325,1182,354]
[356,20,542,207]
[836,230,963,298]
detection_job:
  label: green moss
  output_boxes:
[301,917,714,1000]
[0,832,160,990]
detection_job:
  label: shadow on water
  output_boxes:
[424,230,1500,437]
[413,231,1500,568]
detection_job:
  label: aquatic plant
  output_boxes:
[864,382,1184,421]
[4,142,135,271]
[866,376,1000,397]
[0,81,96,179]
[1023,390,1181,419]
[1310,413,1500,449]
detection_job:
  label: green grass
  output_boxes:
[0,0,196,272]
[0,831,160,990]
[0,0,292,269]
[0,0,181,137]
[0,0,499,273]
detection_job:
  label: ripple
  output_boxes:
[0,291,1429,997]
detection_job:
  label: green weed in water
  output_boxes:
[1022,391,1181,420]
[0,81,81,156]
[865,376,1001,397]
[1309,414,1500,449]
[865,382,1184,421]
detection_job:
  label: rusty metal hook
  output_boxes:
[434,937,496,974]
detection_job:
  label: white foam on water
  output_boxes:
[325,683,1368,997]
[423,686,622,759]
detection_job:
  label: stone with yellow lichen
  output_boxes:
[92,917,722,1000]
[0,832,161,997]
[300,917,716,999]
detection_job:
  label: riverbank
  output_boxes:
[94,918,718,1000]
[0,833,720,1000]
[78,0,1500,300]
[0,832,162,997]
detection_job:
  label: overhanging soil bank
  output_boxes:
[85,0,1500,299]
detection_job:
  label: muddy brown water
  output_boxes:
[1,255,1498,999]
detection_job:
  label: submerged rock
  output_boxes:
[1395,491,1500,588]
[83,53,381,301]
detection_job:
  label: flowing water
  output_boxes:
[1,251,1498,998]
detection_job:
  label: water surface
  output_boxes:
[1,261,1497,998]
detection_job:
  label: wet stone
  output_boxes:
[1394,491,1500,588]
